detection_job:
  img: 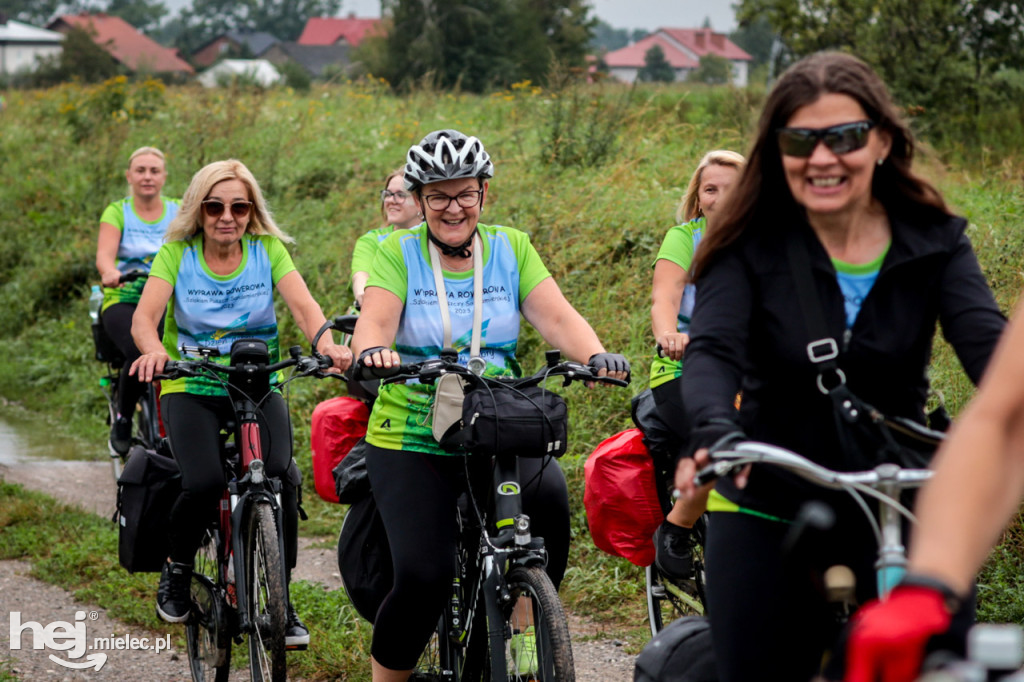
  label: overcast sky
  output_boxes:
[162,0,738,33]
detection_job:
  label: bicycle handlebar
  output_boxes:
[694,441,933,491]
[118,269,148,284]
[354,349,629,389]
[156,345,333,381]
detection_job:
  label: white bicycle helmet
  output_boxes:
[404,129,494,191]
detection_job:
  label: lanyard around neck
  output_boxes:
[428,232,484,369]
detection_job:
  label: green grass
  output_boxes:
[0,75,1023,664]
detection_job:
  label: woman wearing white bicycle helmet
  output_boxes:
[352,129,629,681]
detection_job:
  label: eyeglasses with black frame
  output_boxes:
[776,120,876,158]
[380,189,412,203]
[201,200,253,219]
[422,189,483,212]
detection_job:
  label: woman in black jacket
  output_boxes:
[673,51,1006,681]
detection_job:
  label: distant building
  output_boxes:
[198,59,281,88]
[603,28,752,86]
[297,15,382,48]
[192,31,280,68]
[0,18,63,75]
[261,42,350,79]
[47,13,193,76]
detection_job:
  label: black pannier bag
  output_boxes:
[115,444,181,573]
[453,384,568,458]
[634,615,718,682]
[337,493,394,623]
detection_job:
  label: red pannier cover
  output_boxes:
[310,396,370,503]
[584,428,664,567]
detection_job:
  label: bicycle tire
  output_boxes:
[244,501,287,682]
[493,565,575,682]
[136,384,161,449]
[186,529,232,682]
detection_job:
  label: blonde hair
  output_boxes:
[127,146,165,167]
[165,159,294,243]
[379,166,422,223]
[676,150,746,224]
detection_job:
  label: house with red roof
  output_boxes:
[297,14,382,47]
[47,13,193,76]
[603,28,751,86]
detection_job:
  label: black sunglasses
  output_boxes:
[202,200,252,218]
[776,121,876,158]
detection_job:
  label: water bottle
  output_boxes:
[88,285,103,324]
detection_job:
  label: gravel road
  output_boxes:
[0,458,637,681]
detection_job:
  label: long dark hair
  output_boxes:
[691,51,948,279]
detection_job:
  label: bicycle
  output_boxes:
[645,515,708,636]
[91,270,161,479]
[352,350,627,681]
[156,330,338,682]
[688,440,934,678]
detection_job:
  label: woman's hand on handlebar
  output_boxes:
[656,331,689,361]
[100,269,122,288]
[357,346,401,376]
[317,342,353,373]
[129,351,169,383]
[587,352,630,387]
[673,449,720,501]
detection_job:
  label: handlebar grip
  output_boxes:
[693,464,720,488]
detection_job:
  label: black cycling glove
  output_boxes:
[588,352,631,382]
[688,418,746,458]
[353,346,397,381]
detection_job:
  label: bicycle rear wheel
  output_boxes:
[412,613,462,681]
[646,515,708,635]
[244,501,287,682]
[186,529,232,682]
[496,565,574,682]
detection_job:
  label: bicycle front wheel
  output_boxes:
[498,566,574,682]
[244,501,287,682]
[186,528,232,682]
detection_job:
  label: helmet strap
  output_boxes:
[427,227,475,259]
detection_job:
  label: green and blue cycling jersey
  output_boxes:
[351,224,408,276]
[365,223,550,455]
[649,217,703,390]
[149,233,295,397]
[100,196,180,311]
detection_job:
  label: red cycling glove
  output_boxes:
[845,585,953,682]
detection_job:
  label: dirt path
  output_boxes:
[0,458,636,680]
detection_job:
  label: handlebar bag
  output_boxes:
[310,396,370,503]
[455,384,568,458]
[584,428,663,566]
[115,444,182,573]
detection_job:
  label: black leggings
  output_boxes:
[161,392,299,573]
[365,444,570,670]
[102,303,162,418]
[704,509,976,682]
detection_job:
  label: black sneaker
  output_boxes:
[156,561,192,623]
[653,520,694,580]
[109,415,131,456]
[285,604,310,650]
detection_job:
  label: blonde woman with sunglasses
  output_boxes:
[129,159,352,642]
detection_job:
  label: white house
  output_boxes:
[0,19,63,76]
[198,59,282,87]
[603,28,752,87]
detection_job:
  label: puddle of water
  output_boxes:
[0,403,101,466]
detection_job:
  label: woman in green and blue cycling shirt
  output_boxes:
[649,150,745,581]
[130,159,352,645]
[95,146,179,456]
[350,168,424,308]
[351,129,630,682]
